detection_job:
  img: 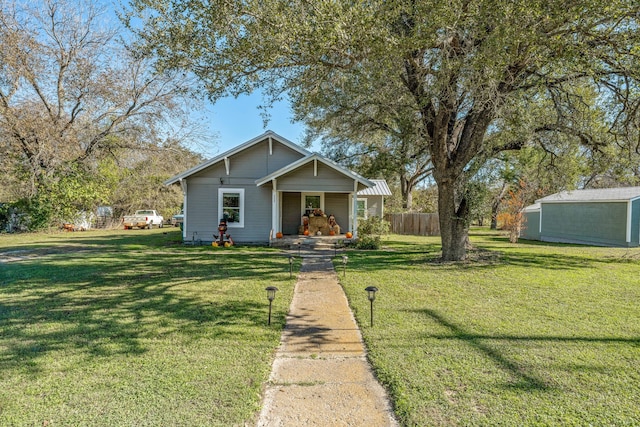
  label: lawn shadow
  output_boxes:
[0,240,291,373]
[341,234,639,272]
[411,308,640,391]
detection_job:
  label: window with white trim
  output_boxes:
[357,198,368,219]
[218,188,245,227]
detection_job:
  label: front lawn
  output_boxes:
[0,229,295,426]
[339,231,640,426]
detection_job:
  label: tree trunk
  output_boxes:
[400,175,413,210]
[490,205,499,230]
[490,183,508,230]
[436,177,470,261]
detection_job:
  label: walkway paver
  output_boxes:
[257,255,398,426]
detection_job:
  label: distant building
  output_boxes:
[522,187,640,247]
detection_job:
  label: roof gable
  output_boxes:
[255,153,374,188]
[538,187,640,203]
[164,130,310,185]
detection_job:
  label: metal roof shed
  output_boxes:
[533,187,640,247]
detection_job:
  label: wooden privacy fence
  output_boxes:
[384,213,440,236]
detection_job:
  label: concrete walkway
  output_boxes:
[256,254,398,426]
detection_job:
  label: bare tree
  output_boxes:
[0,0,199,226]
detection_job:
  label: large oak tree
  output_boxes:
[129,0,640,260]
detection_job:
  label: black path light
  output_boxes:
[288,256,295,279]
[265,286,278,325]
[365,286,378,327]
[341,255,348,277]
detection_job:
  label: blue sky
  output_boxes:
[98,0,309,158]
[206,92,308,156]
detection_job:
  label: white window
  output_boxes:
[218,188,245,228]
[301,192,325,216]
[357,198,368,219]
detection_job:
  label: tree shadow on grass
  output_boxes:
[341,234,640,272]
[410,308,640,391]
[0,245,290,374]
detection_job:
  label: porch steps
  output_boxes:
[270,235,353,253]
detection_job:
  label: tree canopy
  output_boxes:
[129,0,640,259]
[0,0,205,228]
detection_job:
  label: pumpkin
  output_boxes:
[303,229,310,236]
[276,232,283,239]
[329,230,335,236]
[224,242,231,247]
[345,232,353,239]
[212,242,219,247]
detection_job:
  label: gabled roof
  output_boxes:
[357,179,392,196]
[164,130,311,185]
[255,153,374,188]
[537,187,640,203]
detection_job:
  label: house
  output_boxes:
[356,179,392,219]
[165,131,391,244]
[521,187,640,247]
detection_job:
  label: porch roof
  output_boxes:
[255,153,374,189]
[357,179,392,196]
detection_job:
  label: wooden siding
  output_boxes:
[282,192,301,235]
[325,193,349,232]
[190,138,305,180]
[540,202,629,246]
[184,183,216,242]
[385,213,440,236]
[277,162,358,192]
[183,137,305,243]
[359,195,384,218]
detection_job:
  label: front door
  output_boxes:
[282,192,301,235]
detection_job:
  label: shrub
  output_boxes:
[355,216,390,249]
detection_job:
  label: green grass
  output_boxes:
[338,230,640,426]
[0,229,296,426]
[3,228,640,426]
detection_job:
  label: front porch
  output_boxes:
[270,234,354,250]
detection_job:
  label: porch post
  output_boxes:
[352,179,358,238]
[180,178,187,240]
[271,179,278,237]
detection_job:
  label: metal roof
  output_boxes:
[357,179,392,196]
[537,187,640,203]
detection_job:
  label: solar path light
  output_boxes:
[364,286,378,327]
[289,256,295,279]
[342,255,348,277]
[265,286,278,325]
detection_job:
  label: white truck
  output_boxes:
[123,209,164,229]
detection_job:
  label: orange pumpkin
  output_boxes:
[303,229,310,236]
[329,230,335,236]
[345,232,353,238]
[276,232,283,239]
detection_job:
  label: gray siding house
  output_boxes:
[356,179,393,219]
[165,131,389,244]
[521,187,640,247]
